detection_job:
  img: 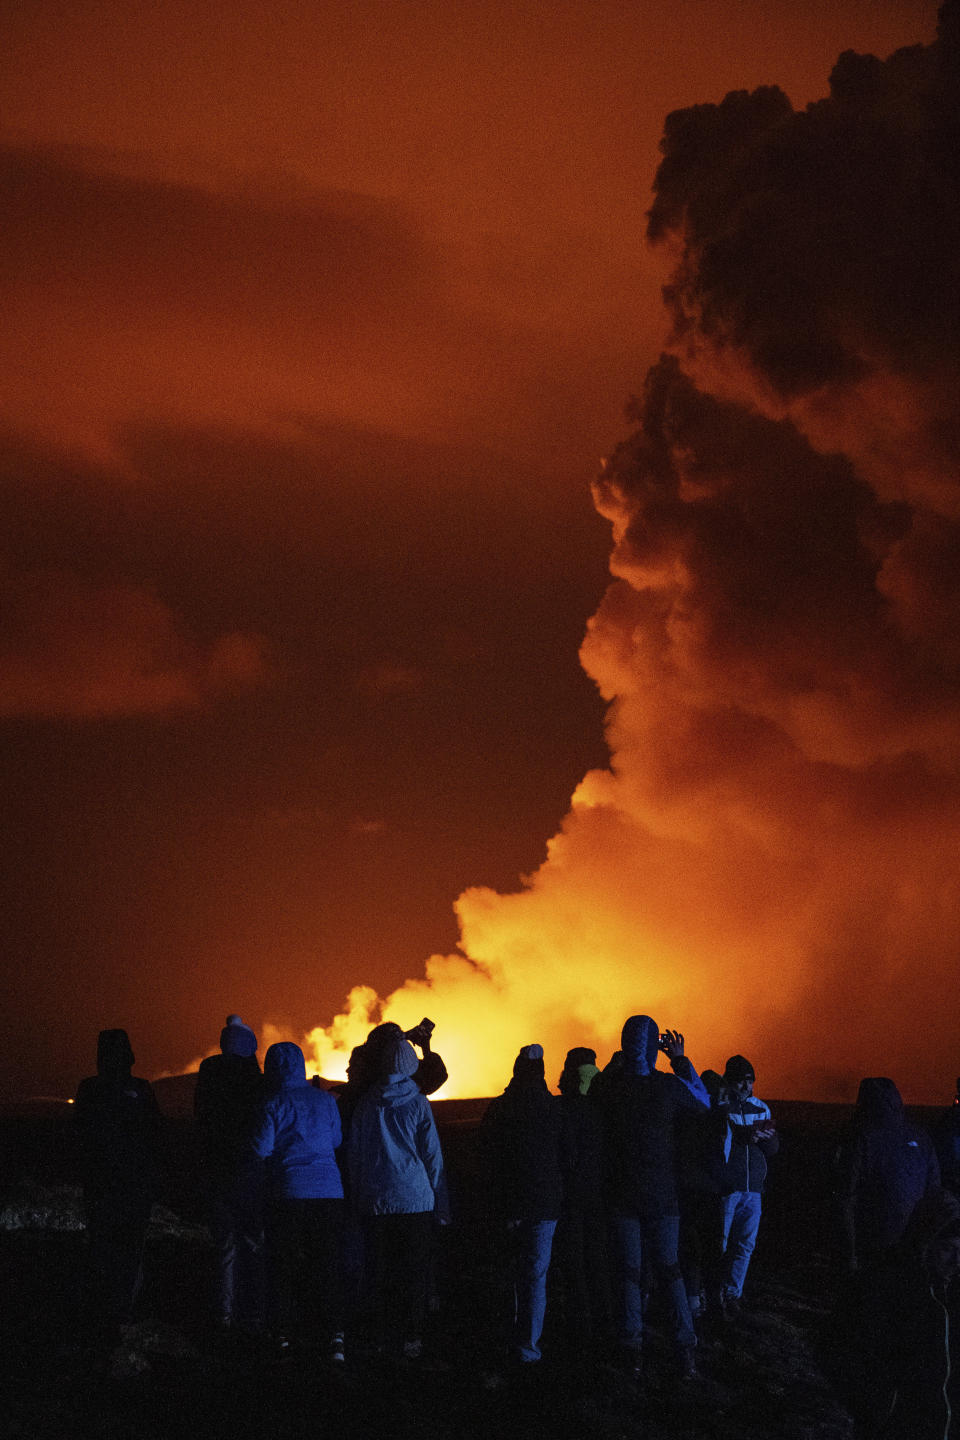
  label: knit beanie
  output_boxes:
[724,1054,755,1085]
[220,1015,258,1058]
[379,1036,419,1079]
[512,1043,546,1084]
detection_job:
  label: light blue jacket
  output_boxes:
[250,1042,344,1200]
[347,1072,448,1219]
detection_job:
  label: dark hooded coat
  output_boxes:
[599,1016,709,1219]
[837,1077,940,1269]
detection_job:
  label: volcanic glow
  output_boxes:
[295,10,960,1103]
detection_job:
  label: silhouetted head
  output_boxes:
[724,1055,755,1099]
[366,1022,404,1049]
[512,1043,546,1086]
[701,1068,726,1103]
[263,1041,307,1089]
[97,1028,134,1078]
[220,1015,257,1058]
[855,1076,904,1125]
[621,1016,660,1077]
[558,1047,599,1096]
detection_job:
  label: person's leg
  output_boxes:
[611,1212,644,1352]
[513,1219,557,1362]
[233,1169,265,1332]
[305,1197,345,1343]
[648,1214,697,1355]
[556,1210,592,1346]
[206,1185,239,1325]
[265,1198,301,1339]
[723,1192,762,1299]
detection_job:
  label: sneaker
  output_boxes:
[330,1332,345,1365]
[401,1338,423,1361]
[723,1296,742,1320]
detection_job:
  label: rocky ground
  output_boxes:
[0,1103,859,1440]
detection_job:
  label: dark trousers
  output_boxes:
[678,1188,724,1314]
[266,1196,344,1339]
[361,1211,433,1356]
[82,1191,152,1345]
[555,1205,612,1344]
[207,1169,265,1328]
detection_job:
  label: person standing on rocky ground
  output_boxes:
[555,1046,611,1357]
[598,1016,709,1381]
[482,1043,563,1367]
[347,1033,449,1364]
[194,1015,266,1332]
[74,1028,163,1351]
[250,1041,346,1363]
[715,1055,778,1317]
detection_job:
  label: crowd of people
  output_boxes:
[72,1014,960,1435]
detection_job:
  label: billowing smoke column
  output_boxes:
[302,4,960,1102]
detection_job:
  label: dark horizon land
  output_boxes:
[2,0,958,1109]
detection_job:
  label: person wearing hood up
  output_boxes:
[837,1076,940,1274]
[482,1044,563,1365]
[598,1016,709,1379]
[823,1186,960,1439]
[250,1041,345,1360]
[347,1034,449,1362]
[194,1015,266,1331]
[74,1028,163,1345]
[555,1046,611,1354]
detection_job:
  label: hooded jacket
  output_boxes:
[482,1045,563,1222]
[347,1038,448,1218]
[599,1016,710,1218]
[838,1076,941,1266]
[74,1029,162,1206]
[249,1042,343,1200]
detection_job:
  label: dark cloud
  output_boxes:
[648,14,960,397]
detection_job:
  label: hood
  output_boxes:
[559,1047,599,1096]
[621,1016,660,1077]
[220,1016,257,1058]
[855,1076,904,1125]
[263,1041,307,1089]
[97,1028,134,1078]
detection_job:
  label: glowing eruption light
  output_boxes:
[288,11,960,1103]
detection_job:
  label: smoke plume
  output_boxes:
[300,4,960,1101]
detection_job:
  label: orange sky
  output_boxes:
[0,0,946,1103]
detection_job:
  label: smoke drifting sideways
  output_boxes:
[297,4,960,1103]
